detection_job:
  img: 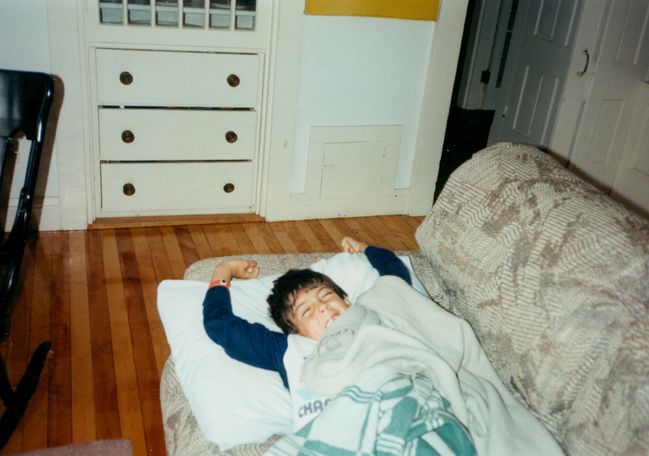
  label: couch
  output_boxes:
[160,142,649,455]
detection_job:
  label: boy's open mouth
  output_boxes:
[325,315,337,329]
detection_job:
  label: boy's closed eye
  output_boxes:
[293,298,313,318]
[300,305,312,318]
[319,289,332,300]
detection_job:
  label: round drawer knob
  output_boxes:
[119,71,133,85]
[225,131,238,143]
[227,74,240,87]
[123,183,136,196]
[223,183,235,193]
[121,130,135,143]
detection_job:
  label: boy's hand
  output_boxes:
[341,236,368,254]
[211,259,260,282]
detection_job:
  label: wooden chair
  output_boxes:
[0,68,55,448]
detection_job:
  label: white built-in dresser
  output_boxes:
[80,0,272,218]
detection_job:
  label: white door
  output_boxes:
[483,0,516,110]
[568,0,649,193]
[610,82,649,218]
[488,0,582,147]
[456,0,503,109]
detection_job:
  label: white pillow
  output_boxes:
[157,252,425,449]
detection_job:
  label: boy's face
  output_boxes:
[290,285,350,340]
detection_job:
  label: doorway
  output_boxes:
[435,0,517,199]
[435,107,494,200]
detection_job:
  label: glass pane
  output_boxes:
[184,0,205,27]
[496,0,519,88]
[156,0,178,26]
[235,0,255,30]
[236,0,255,11]
[128,0,151,25]
[99,0,123,24]
[209,0,231,29]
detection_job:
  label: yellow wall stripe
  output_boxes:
[304,0,440,21]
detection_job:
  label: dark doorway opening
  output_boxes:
[435,0,501,199]
[435,107,494,200]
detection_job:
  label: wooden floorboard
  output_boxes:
[86,230,121,442]
[22,232,56,452]
[47,232,72,448]
[69,231,96,443]
[0,215,423,455]
[101,230,147,456]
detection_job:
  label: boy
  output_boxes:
[202,236,411,426]
[203,236,411,386]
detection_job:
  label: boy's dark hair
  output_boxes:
[267,269,347,334]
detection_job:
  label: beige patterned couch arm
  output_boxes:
[415,143,649,456]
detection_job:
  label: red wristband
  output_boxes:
[208,279,230,289]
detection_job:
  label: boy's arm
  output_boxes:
[365,246,412,284]
[342,237,411,284]
[203,260,289,387]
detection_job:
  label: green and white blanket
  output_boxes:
[268,277,564,456]
[270,366,475,456]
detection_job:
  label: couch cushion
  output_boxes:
[416,142,649,456]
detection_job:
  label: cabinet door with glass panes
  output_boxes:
[83,0,272,50]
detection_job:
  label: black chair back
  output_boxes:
[0,69,55,339]
[0,68,55,448]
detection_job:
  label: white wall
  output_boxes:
[0,0,61,230]
[0,1,51,70]
[265,1,468,220]
[291,15,434,194]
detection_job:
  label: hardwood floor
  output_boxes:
[0,215,423,455]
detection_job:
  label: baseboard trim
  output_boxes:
[89,213,265,230]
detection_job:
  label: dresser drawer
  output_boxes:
[99,108,257,161]
[95,49,259,108]
[101,162,254,214]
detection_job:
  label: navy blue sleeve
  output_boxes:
[203,286,289,388]
[365,245,412,284]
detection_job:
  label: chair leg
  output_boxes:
[0,340,52,449]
